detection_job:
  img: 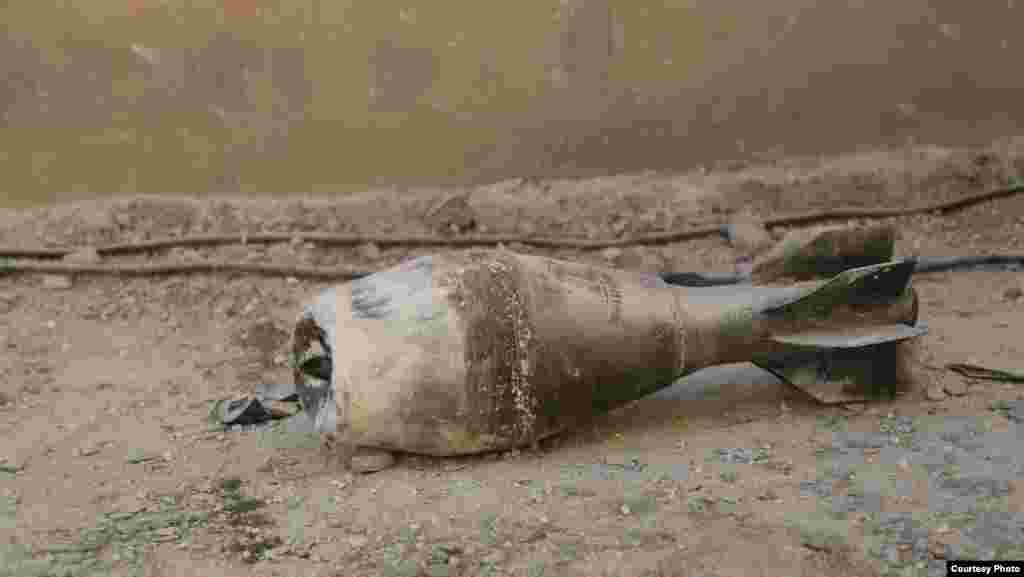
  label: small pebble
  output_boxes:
[358,243,382,261]
[0,292,18,314]
[601,247,623,262]
[925,385,948,401]
[842,403,866,414]
[74,446,100,457]
[349,449,395,474]
[482,550,507,564]
[1004,285,1023,301]
[943,378,968,397]
[41,275,72,290]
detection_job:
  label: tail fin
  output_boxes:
[758,258,918,321]
[751,259,927,404]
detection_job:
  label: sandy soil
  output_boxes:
[1,139,1023,577]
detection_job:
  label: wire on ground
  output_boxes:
[0,182,1021,281]
[1,182,1021,260]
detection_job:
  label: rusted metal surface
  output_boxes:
[293,249,925,457]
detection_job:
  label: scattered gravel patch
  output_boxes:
[831,431,893,449]
[803,414,1024,575]
[799,479,833,499]
[711,447,772,465]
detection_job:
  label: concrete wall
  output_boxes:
[2,0,1023,206]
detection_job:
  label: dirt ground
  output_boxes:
[1,139,1024,577]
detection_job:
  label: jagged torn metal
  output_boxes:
[295,255,438,434]
[296,286,340,433]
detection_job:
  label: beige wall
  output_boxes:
[2,0,1023,206]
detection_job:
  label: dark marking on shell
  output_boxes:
[596,271,624,323]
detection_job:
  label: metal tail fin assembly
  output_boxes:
[751,259,927,404]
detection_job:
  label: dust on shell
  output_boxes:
[442,250,542,445]
[442,251,685,449]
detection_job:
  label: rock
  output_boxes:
[73,445,101,457]
[611,217,629,236]
[925,384,948,401]
[346,535,369,549]
[482,550,507,565]
[601,247,623,263]
[41,274,72,290]
[943,378,968,397]
[62,246,101,264]
[130,43,160,65]
[112,211,133,229]
[348,449,396,473]
[358,242,381,261]
[928,537,949,560]
[1003,284,1023,301]
[0,292,19,314]
[424,191,476,234]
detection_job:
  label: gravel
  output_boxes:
[591,364,1024,574]
[808,411,1024,575]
